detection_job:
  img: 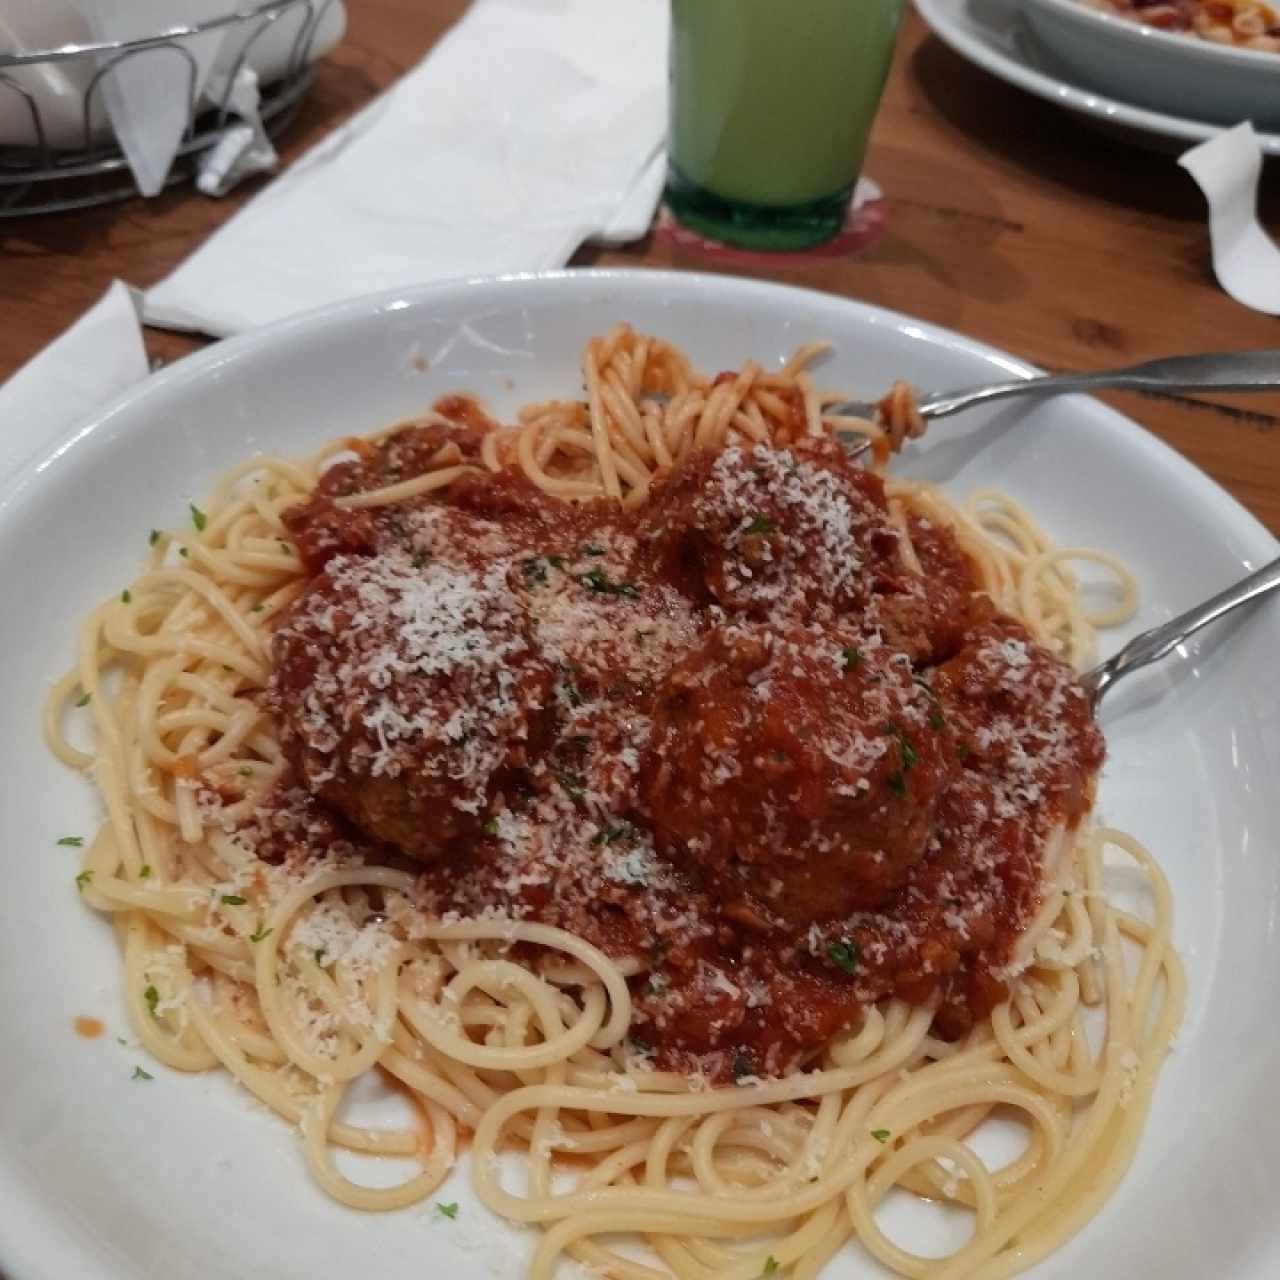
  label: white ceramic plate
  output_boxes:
[1022,0,1280,130]
[1,270,1278,1280]
[914,0,1280,155]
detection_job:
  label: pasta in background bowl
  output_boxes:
[1021,0,1280,128]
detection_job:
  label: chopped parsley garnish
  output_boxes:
[411,551,428,569]
[554,770,585,800]
[75,869,93,891]
[190,504,207,531]
[887,772,906,796]
[761,1258,779,1277]
[547,554,563,568]
[579,544,605,557]
[221,894,246,906]
[248,925,272,943]
[564,682,583,708]
[482,818,499,836]
[956,743,971,761]
[57,835,84,847]
[314,948,327,966]
[840,647,862,672]
[148,529,160,546]
[871,1128,890,1143]
[591,823,632,846]
[577,567,638,598]
[251,604,264,613]
[744,515,777,536]
[75,692,91,707]
[883,723,917,772]
[731,1049,757,1081]
[144,985,159,1017]
[178,547,189,558]
[826,939,859,975]
[436,1201,459,1219]
[238,766,253,778]
[138,864,152,879]
[649,937,670,966]
[131,1065,154,1081]
[521,557,549,585]
[120,589,132,604]
[913,677,945,730]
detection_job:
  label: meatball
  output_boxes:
[931,617,1104,826]
[268,550,552,861]
[868,513,994,664]
[315,416,495,503]
[282,495,377,577]
[638,623,953,928]
[638,437,906,619]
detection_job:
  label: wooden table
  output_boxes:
[2,4,1278,533]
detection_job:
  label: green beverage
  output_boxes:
[668,0,905,249]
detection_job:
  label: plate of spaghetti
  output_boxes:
[1021,0,1280,128]
[916,0,1280,151]
[4,271,1279,1280]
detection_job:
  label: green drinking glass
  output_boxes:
[667,0,906,251]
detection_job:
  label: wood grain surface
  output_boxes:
[2,3,1278,533]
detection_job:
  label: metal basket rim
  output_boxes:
[0,0,319,68]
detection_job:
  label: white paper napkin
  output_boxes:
[145,0,668,338]
[1179,123,1280,317]
[72,0,227,197]
[0,281,150,484]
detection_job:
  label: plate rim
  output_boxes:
[912,0,1280,154]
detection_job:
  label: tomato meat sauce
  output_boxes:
[252,409,1103,1082]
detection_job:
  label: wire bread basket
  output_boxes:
[0,0,338,217]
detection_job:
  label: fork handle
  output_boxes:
[919,350,1280,419]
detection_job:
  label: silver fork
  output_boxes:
[830,350,1280,442]
[1081,552,1280,712]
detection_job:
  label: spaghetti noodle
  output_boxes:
[46,327,1181,1279]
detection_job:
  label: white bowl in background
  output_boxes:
[914,0,1280,155]
[1021,0,1280,128]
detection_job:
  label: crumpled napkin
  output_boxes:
[196,67,280,197]
[1180,123,1280,317]
[0,282,149,485]
[144,0,668,338]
